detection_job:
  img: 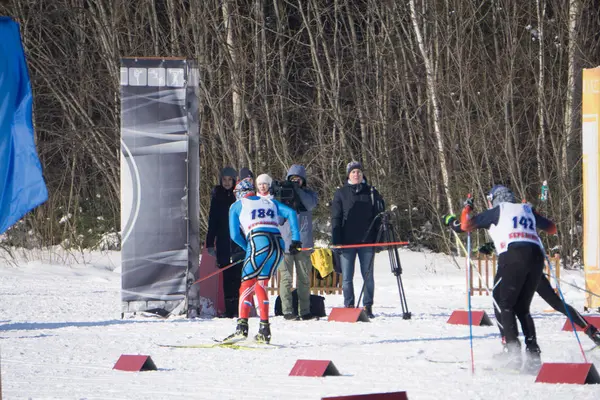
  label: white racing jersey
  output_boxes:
[488,203,541,254]
[238,197,280,237]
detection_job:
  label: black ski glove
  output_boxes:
[478,242,495,255]
[289,240,302,255]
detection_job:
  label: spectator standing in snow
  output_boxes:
[277,165,318,320]
[331,161,384,318]
[204,166,244,318]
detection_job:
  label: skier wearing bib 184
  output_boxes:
[452,185,557,371]
[225,178,301,344]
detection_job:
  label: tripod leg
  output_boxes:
[388,228,411,319]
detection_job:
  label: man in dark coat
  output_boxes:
[331,161,384,318]
[205,166,244,317]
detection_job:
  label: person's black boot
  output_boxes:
[224,298,238,318]
[363,305,375,318]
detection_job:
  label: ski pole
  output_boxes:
[465,194,475,374]
[543,272,600,299]
[300,241,409,252]
[544,253,588,362]
[191,259,244,286]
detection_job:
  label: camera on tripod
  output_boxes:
[367,206,411,320]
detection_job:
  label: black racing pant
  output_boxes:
[536,274,588,328]
[493,242,544,348]
[496,273,590,344]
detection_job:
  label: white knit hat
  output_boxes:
[256,174,273,186]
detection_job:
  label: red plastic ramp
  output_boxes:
[113,355,157,372]
[535,363,600,384]
[561,315,600,331]
[289,360,340,377]
[322,391,408,400]
[447,310,493,326]
[328,307,370,323]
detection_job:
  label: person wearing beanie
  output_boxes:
[205,166,244,318]
[256,173,273,198]
[278,164,319,320]
[331,161,385,318]
[238,167,254,182]
[346,161,363,178]
[224,178,301,344]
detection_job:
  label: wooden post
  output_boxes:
[484,256,489,296]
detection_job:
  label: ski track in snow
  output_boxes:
[1,248,599,399]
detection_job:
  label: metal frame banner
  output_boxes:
[120,58,200,317]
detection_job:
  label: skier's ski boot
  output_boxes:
[222,318,249,344]
[493,341,522,371]
[254,321,271,344]
[523,343,542,375]
[585,324,600,347]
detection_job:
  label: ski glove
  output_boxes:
[442,214,456,227]
[478,242,495,255]
[442,213,463,233]
[289,240,302,255]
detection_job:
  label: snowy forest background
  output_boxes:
[1,0,599,266]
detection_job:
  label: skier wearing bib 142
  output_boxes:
[453,185,557,370]
[225,178,301,344]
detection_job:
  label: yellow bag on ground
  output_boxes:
[311,248,334,278]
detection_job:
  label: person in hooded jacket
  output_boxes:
[278,165,319,320]
[331,161,385,318]
[205,166,244,318]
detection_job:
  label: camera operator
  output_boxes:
[331,161,384,318]
[276,164,319,320]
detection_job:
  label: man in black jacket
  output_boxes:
[331,161,384,318]
[205,167,244,318]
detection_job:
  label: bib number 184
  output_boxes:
[251,208,275,219]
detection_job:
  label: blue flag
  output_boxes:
[0,17,48,234]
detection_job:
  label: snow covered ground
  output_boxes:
[1,247,599,399]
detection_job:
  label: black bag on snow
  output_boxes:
[274,289,326,317]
